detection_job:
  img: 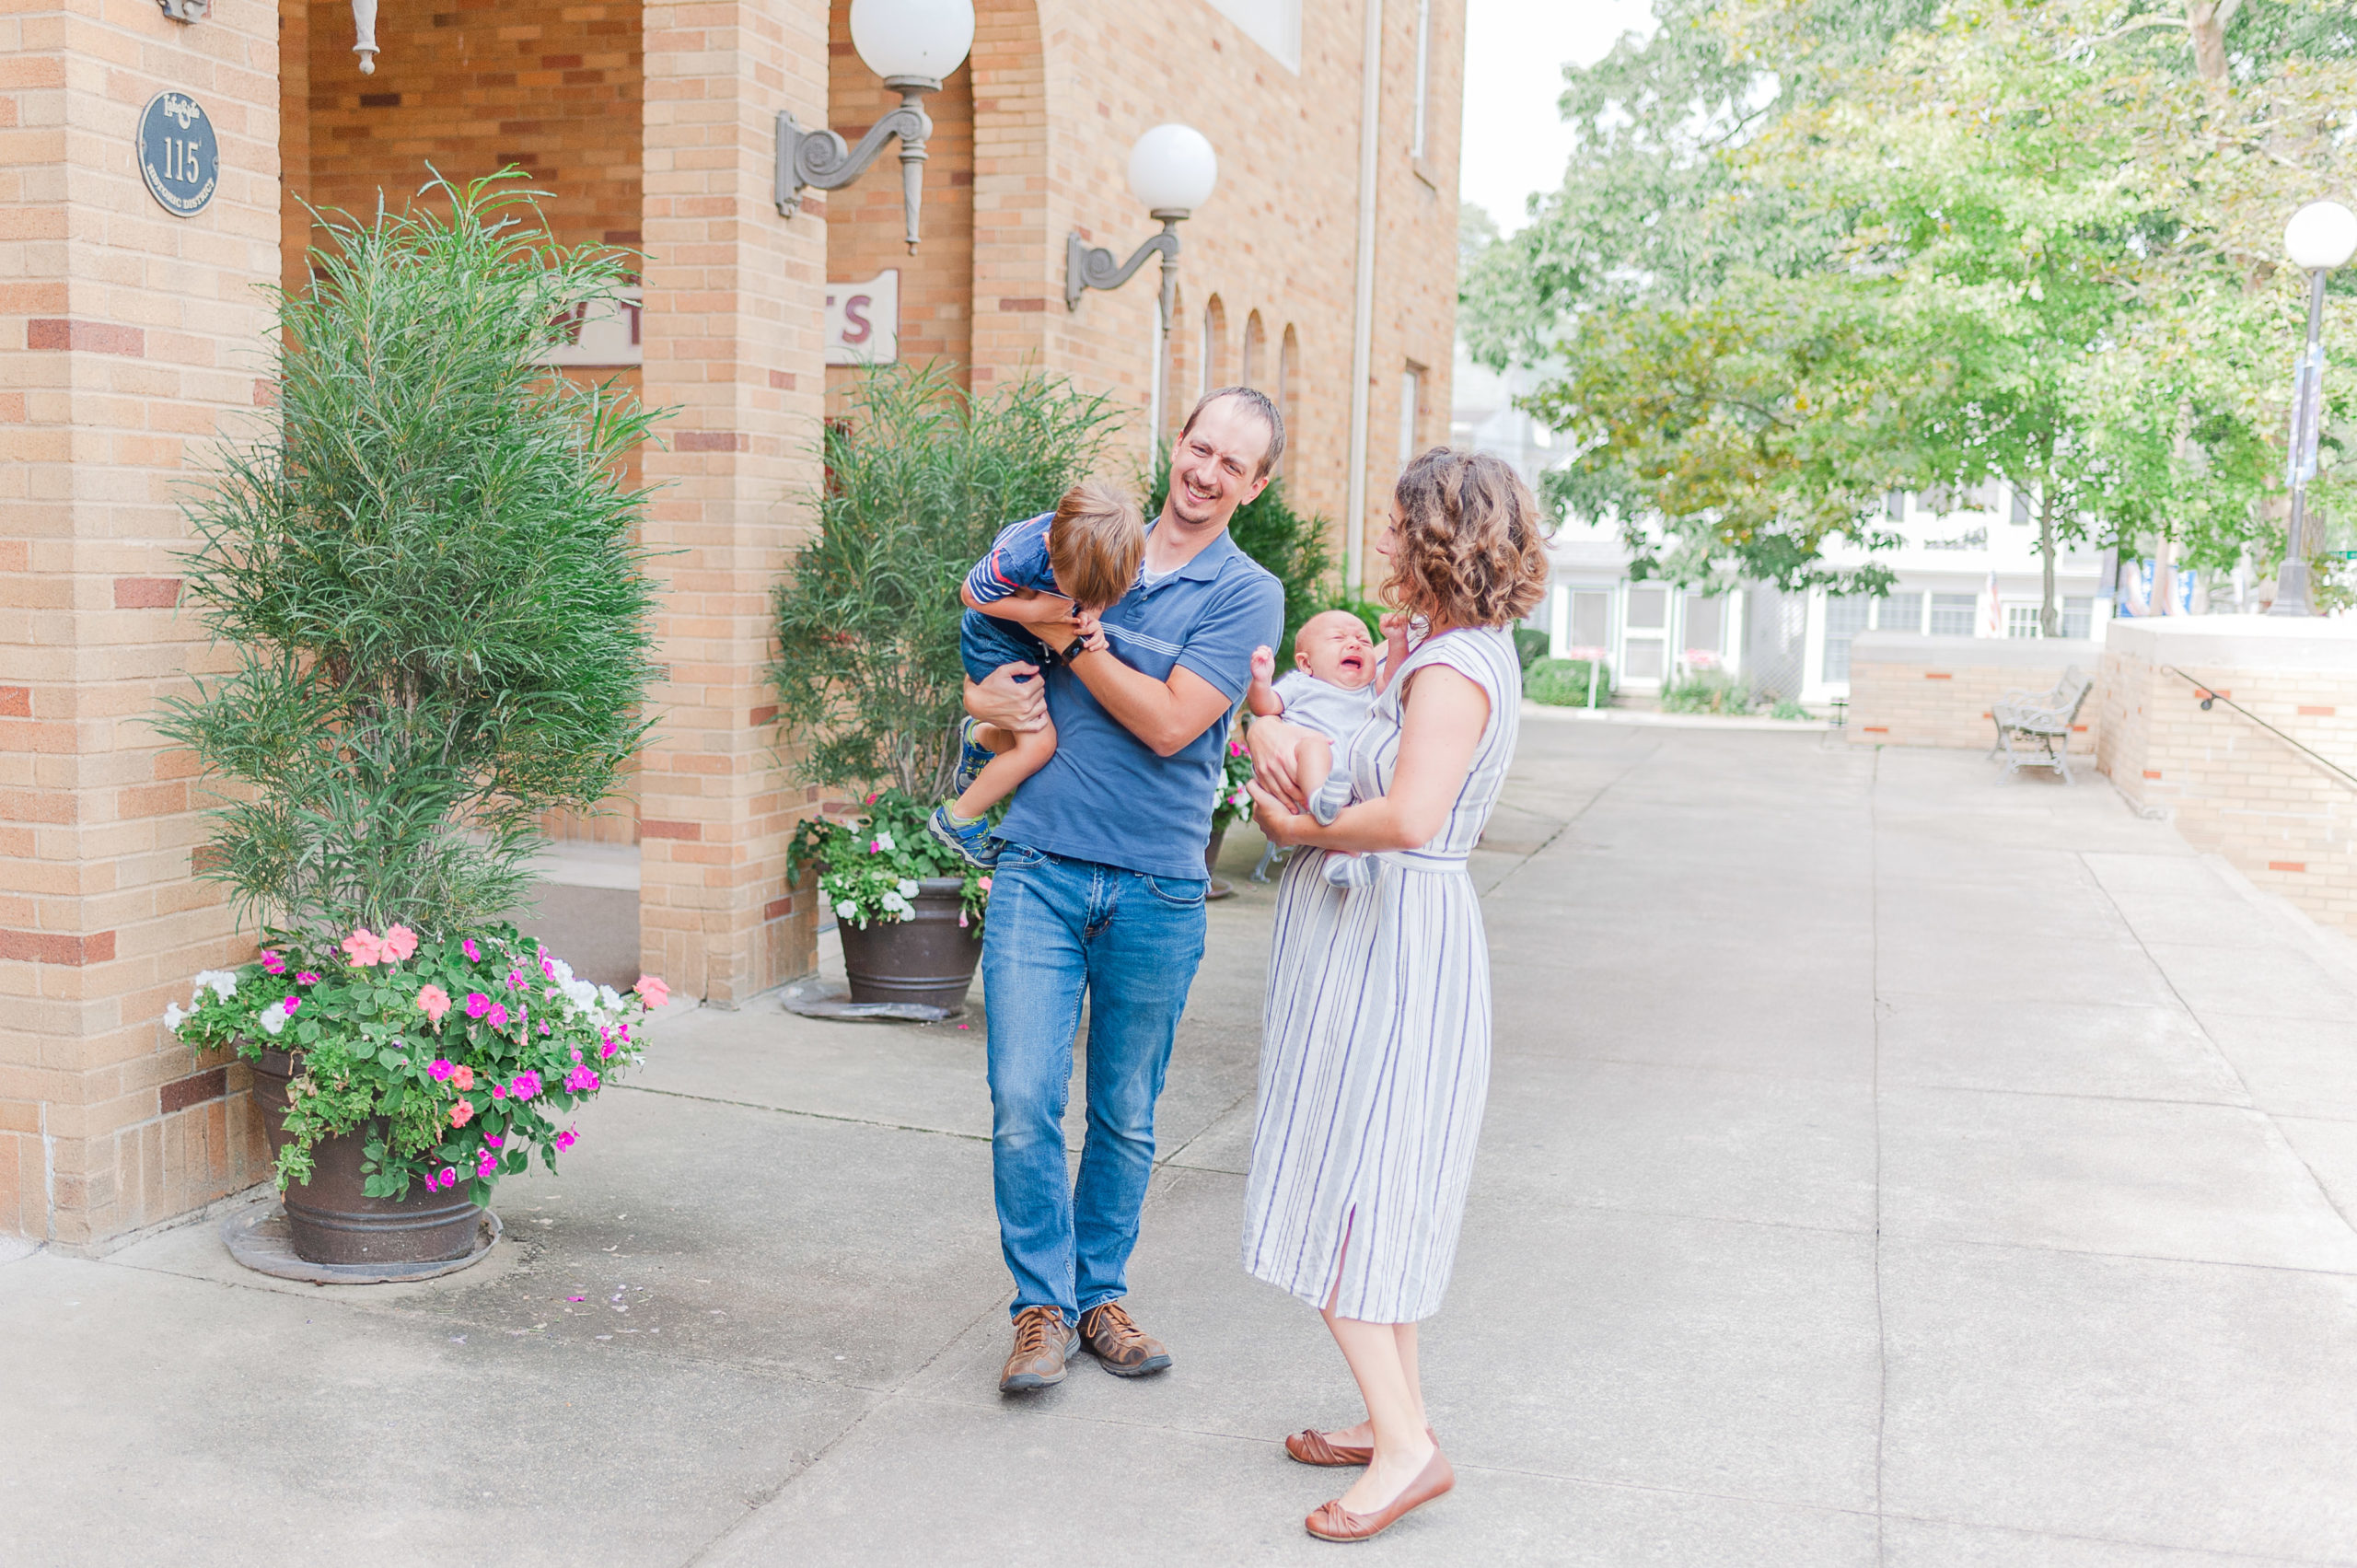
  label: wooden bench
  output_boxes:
[1989,665,2094,783]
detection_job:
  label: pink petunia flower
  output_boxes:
[483,1134,504,1148]
[341,928,385,966]
[283,995,302,1015]
[416,984,451,1024]
[487,1003,508,1030]
[563,1065,600,1094]
[461,937,481,963]
[380,925,417,962]
[464,993,491,1019]
[491,1085,506,1100]
[448,1099,474,1128]
[451,1063,474,1091]
[428,1058,454,1081]
[260,950,286,975]
[433,1166,457,1191]
[296,971,320,986]
[509,1070,542,1102]
[475,1151,497,1179]
[977,876,993,893]
[633,975,670,1009]
[555,1128,578,1152]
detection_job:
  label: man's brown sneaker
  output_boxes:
[1078,1299,1172,1376]
[999,1305,1079,1393]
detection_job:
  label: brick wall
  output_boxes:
[1,0,284,1244]
[2100,617,2357,937]
[1846,633,2103,756]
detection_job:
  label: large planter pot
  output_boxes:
[248,1049,483,1266]
[838,877,981,1012]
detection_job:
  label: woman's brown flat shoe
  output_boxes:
[1285,1425,1440,1467]
[1304,1447,1454,1541]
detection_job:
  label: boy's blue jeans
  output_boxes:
[981,842,1208,1326]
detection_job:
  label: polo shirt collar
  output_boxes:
[1140,522,1241,593]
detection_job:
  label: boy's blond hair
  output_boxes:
[1047,480,1145,610]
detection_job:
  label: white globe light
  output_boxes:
[1129,124,1218,215]
[2284,200,2357,272]
[849,0,974,84]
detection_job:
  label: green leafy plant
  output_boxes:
[786,788,988,933]
[158,172,662,941]
[1659,669,1755,715]
[1525,656,1612,708]
[1769,698,1813,722]
[168,923,667,1202]
[1511,627,1550,670]
[1147,451,1336,654]
[771,365,1125,802]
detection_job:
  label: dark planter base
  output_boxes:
[838,877,982,1013]
[223,1201,501,1284]
[250,1050,484,1267]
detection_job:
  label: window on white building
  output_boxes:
[1411,0,1433,160]
[1878,591,1923,633]
[1929,593,1977,635]
[1624,586,1667,680]
[1399,366,1422,465]
[1823,596,1871,680]
[2061,597,2093,639]
[1683,592,1724,664]
[2005,604,2043,639]
[1570,590,1608,652]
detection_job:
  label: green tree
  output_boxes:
[160,174,664,940]
[1467,0,2357,612]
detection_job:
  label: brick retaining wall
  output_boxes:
[1846,633,2103,755]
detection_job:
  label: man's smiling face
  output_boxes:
[1167,395,1274,530]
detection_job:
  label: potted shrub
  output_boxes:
[770,366,1121,1008]
[157,174,668,1266]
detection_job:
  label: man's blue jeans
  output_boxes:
[981,842,1208,1325]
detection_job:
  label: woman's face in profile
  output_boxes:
[1376,506,1402,559]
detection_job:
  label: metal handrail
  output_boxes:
[2161,665,2357,793]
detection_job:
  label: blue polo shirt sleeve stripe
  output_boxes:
[965,512,1058,605]
[1177,574,1284,703]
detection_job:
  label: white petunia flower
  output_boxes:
[836,900,857,920]
[598,984,623,1011]
[258,1000,289,1037]
[872,830,897,854]
[194,970,239,1001]
[549,957,575,985]
[163,1001,186,1032]
[896,878,919,899]
[562,977,598,1011]
[880,892,913,921]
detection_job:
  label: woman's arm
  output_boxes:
[1245,714,1320,811]
[1248,665,1489,853]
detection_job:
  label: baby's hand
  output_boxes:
[1073,608,1102,639]
[1249,645,1275,685]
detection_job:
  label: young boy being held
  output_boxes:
[1244,608,1396,826]
[929,480,1146,866]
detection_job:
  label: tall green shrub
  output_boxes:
[1147,447,1335,654]
[159,174,663,941]
[771,365,1124,799]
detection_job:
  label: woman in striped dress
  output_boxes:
[1241,447,1550,1543]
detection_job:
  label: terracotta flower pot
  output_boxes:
[248,1049,482,1266]
[837,877,982,1012]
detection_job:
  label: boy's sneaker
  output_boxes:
[953,717,995,795]
[929,803,1002,867]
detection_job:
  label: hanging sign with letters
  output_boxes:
[138,91,218,218]
[825,271,900,366]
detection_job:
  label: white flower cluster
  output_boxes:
[164,970,241,1036]
[259,999,290,1037]
[877,877,923,922]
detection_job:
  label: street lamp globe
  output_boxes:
[2284,201,2357,273]
[848,0,975,85]
[1129,124,1218,218]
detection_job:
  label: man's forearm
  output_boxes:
[1069,650,1222,758]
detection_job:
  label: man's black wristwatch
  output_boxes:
[1043,633,1091,667]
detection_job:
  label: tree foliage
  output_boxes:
[770,366,1125,799]
[159,173,664,940]
[1465,0,2357,602]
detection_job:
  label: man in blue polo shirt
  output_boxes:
[964,387,1286,1393]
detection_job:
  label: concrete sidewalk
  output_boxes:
[6,726,2357,1566]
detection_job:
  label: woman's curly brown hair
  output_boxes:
[1381,447,1550,629]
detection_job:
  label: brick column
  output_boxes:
[637,0,829,1005]
[969,0,1051,388]
[0,0,282,1243]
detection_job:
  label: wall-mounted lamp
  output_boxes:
[775,0,974,251]
[1065,124,1219,337]
[351,0,379,73]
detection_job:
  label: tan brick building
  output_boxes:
[2,0,1463,1246]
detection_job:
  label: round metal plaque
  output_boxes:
[137,90,219,217]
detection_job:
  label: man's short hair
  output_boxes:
[1178,386,1285,480]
